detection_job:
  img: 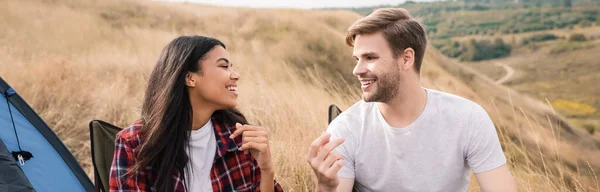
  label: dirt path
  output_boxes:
[494,62,515,85]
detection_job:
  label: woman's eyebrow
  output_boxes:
[217,58,229,64]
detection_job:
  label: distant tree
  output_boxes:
[403,0,416,5]
[458,38,511,61]
[564,0,572,8]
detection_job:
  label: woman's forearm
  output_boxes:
[259,169,275,192]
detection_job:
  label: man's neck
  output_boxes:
[378,84,427,128]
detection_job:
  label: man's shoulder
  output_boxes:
[427,88,483,114]
[327,100,374,132]
[333,100,373,121]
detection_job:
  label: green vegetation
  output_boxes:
[434,38,511,61]
[569,33,588,42]
[583,123,596,135]
[522,33,559,45]
[461,38,511,61]
[345,0,600,61]
[423,9,598,38]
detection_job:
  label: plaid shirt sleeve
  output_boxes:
[109,125,148,192]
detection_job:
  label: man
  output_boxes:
[307,8,517,192]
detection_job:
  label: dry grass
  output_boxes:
[1,0,599,191]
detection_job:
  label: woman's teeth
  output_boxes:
[227,86,237,92]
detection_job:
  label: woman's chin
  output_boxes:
[218,101,238,109]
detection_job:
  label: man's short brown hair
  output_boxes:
[346,8,427,73]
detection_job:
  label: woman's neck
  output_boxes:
[191,112,213,130]
[190,97,216,130]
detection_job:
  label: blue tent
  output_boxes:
[0,76,94,191]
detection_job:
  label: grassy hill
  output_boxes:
[1,0,599,191]
[462,26,600,135]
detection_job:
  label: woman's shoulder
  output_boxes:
[211,117,240,139]
[115,119,145,145]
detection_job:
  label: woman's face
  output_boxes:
[187,45,240,110]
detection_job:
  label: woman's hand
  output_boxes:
[230,123,274,172]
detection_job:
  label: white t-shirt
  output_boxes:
[327,88,507,192]
[185,120,216,192]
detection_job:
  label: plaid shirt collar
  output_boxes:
[212,118,241,158]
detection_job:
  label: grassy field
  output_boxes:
[1,0,599,191]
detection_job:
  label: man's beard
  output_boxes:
[362,63,401,103]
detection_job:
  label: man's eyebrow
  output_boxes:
[361,52,377,57]
[353,52,377,58]
[352,51,377,57]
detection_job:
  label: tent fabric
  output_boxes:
[89,120,122,192]
[0,76,94,192]
[328,104,342,125]
[0,139,34,191]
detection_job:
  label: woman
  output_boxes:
[109,35,283,192]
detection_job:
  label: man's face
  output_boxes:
[352,32,401,103]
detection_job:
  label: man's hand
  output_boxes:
[307,132,345,192]
[231,123,274,172]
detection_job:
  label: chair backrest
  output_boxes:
[89,120,122,192]
[328,104,342,125]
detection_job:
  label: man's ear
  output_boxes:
[400,48,415,71]
[185,72,196,87]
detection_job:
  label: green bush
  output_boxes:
[458,38,511,61]
[523,33,558,45]
[569,33,587,42]
[440,41,467,58]
[470,4,490,11]
[583,123,596,135]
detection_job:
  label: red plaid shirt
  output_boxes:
[109,118,284,192]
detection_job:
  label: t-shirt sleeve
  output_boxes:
[465,104,507,174]
[326,120,356,179]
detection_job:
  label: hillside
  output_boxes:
[418,2,600,135]
[461,26,600,131]
[0,0,599,191]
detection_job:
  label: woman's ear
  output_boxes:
[185,72,196,87]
